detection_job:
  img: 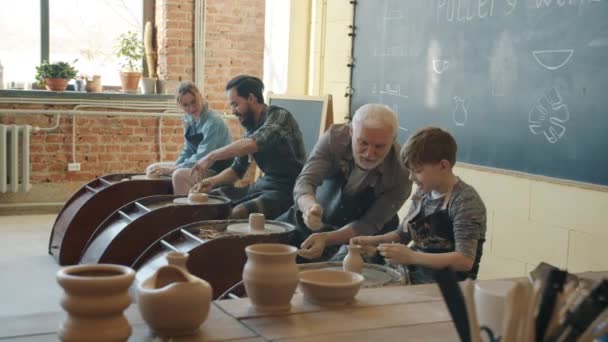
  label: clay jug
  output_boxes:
[343,244,364,274]
[56,264,135,342]
[136,252,212,337]
[243,243,298,312]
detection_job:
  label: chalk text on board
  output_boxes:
[535,0,601,9]
[437,0,518,22]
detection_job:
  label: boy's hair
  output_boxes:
[401,126,457,168]
[225,75,265,104]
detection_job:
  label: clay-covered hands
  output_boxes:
[147,165,175,177]
[377,243,416,265]
[190,178,214,194]
[303,204,323,230]
[298,233,328,260]
[190,155,214,177]
[350,236,380,247]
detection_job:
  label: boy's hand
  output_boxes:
[378,243,417,265]
[298,233,328,260]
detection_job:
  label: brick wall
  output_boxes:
[203,0,266,112]
[156,0,266,113]
[0,108,184,183]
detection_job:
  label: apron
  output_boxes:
[404,190,484,284]
[281,168,399,262]
[184,123,231,173]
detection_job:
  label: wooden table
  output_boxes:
[1,271,605,341]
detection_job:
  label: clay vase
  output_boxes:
[243,243,298,312]
[136,252,212,337]
[56,264,135,342]
[343,244,364,274]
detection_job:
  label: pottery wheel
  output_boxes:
[131,174,171,180]
[172,197,226,205]
[226,222,286,234]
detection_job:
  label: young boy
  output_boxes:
[352,127,486,284]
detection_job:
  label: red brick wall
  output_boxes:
[203,0,266,112]
[0,110,183,183]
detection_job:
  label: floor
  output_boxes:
[0,214,62,318]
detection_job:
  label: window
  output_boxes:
[0,1,41,88]
[0,0,150,89]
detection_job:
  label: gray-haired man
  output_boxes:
[278,104,413,261]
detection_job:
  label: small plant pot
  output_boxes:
[85,75,102,93]
[45,78,69,91]
[141,77,156,94]
[119,71,142,93]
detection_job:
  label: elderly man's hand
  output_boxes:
[378,243,416,265]
[303,204,323,231]
[298,233,328,260]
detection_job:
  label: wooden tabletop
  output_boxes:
[1,271,606,341]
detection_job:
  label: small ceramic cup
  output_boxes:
[249,213,265,233]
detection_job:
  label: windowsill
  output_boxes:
[0,89,174,101]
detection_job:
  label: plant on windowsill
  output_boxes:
[35,60,78,91]
[114,30,144,93]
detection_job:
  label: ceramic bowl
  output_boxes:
[298,269,364,305]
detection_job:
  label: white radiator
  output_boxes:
[0,124,31,193]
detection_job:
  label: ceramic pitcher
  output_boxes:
[136,252,213,337]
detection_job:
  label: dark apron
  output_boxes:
[405,192,484,284]
[279,169,399,262]
[184,125,231,173]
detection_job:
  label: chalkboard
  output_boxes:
[268,95,333,156]
[350,0,608,186]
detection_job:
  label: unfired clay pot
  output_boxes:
[242,243,298,312]
[136,252,212,337]
[188,192,208,203]
[56,264,135,342]
[343,244,364,274]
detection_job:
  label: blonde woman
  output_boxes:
[146,81,232,194]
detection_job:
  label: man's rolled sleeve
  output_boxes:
[293,128,335,209]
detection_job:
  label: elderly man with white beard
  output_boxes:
[278,104,413,262]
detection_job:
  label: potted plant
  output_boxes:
[35,60,78,91]
[114,30,144,93]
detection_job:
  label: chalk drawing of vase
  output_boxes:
[452,96,469,126]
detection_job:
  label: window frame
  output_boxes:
[39,0,154,84]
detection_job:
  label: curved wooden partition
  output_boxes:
[79,195,232,266]
[133,220,295,299]
[48,173,173,265]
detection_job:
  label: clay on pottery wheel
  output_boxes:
[242,243,298,312]
[137,252,212,337]
[343,244,364,274]
[146,172,161,179]
[188,192,209,203]
[56,264,135,342]
[226,214,285,234]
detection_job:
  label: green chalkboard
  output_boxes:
[268,95,330,156]
[350,0,608,186]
